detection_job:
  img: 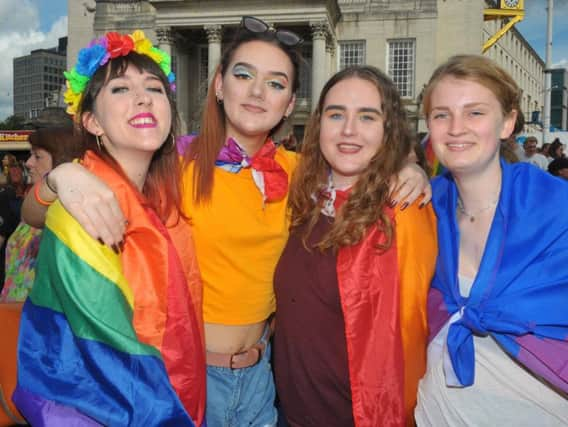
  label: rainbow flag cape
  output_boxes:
[422,134,445,177]
[14,152,206,426]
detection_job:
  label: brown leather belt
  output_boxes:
[206,342,266,369]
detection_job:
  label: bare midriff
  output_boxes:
[204,320,267,354]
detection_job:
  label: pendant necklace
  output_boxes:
[457,198,498,223]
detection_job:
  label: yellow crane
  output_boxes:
[483,0,525,52]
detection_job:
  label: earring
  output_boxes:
[95,134,103,151]
[282,115,288,121]
[216,92,223,104]
[171,134,176,149]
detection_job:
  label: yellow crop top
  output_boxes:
[181,146,297,325]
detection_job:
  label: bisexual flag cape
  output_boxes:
[429,159,568,392]
[14,151,206,426]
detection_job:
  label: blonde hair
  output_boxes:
[422,55,524,135]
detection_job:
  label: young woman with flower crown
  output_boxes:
[23,18,431,427]
[13,31,206,426]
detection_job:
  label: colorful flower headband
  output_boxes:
[63,30,176,116]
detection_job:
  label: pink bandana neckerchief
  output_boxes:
[216,137,288,203]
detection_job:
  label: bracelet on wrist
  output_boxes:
[34,181,54,207]
[43,171,57,194]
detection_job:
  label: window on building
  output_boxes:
[387,38,415,98]
[297,43,312,100]
[339,41,366,69]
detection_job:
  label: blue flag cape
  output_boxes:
[428,159,568,392]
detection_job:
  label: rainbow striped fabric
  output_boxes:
[422,134,445,177]
[13,152,206,426]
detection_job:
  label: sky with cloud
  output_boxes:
[1,0,567,121]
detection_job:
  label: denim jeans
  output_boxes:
[206,329,277,427]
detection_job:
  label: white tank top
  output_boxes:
[415,275,568,426]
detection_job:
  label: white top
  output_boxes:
[415,275,568,427]
[518,152,550,170]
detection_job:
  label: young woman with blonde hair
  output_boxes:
[415,55,568,426]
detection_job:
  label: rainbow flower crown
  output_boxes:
[63,30,176,116]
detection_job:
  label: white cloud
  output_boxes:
[0,0,67,121]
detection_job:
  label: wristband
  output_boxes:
[34,181,54,207]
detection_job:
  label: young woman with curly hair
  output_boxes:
[273,65,438,427]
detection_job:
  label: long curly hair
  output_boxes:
[289,65,413,252]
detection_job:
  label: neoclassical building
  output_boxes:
[68,0,545,136]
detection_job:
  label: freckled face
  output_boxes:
[215,40,296,144]
[319,77,385,189]
[427,76,516,176]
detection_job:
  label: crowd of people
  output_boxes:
[514,135,568,179]
[1,17,566,427]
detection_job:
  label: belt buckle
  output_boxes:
[229,347,262,370]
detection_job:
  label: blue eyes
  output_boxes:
[327,112,377,122]
[432,111,485,119]
[232,69,287,91]
[268,80,285,90]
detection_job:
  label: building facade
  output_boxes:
[12,38,68,120]
[67,0,545,135]
[550,68,567,131]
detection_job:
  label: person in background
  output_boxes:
[0,185,19,288]
[1,127,82,302]
[6,161,28,215]
[274,66,437,427]
[2,154,18,184]
[548,156,568,180]
[518,135,549,170]
[415,54,568,426]
[548,138,565,160]
[540,142,552,161]
[13,30,206,426]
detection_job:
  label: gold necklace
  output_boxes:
[457,198,498,223]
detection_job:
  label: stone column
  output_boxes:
[326,38,337,77]
[311,22,328,109]
[175,44,190,134]
[204,25,222,82]
[156,27,174,57]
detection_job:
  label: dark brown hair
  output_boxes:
[29,127,84,167]
[78,51,182,222]
[289,65,413,251]
[185,29,302,203]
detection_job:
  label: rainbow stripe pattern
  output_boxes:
[13,152,205,426]
[422,134,445,177]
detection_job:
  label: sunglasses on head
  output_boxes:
[241,16,303,47]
